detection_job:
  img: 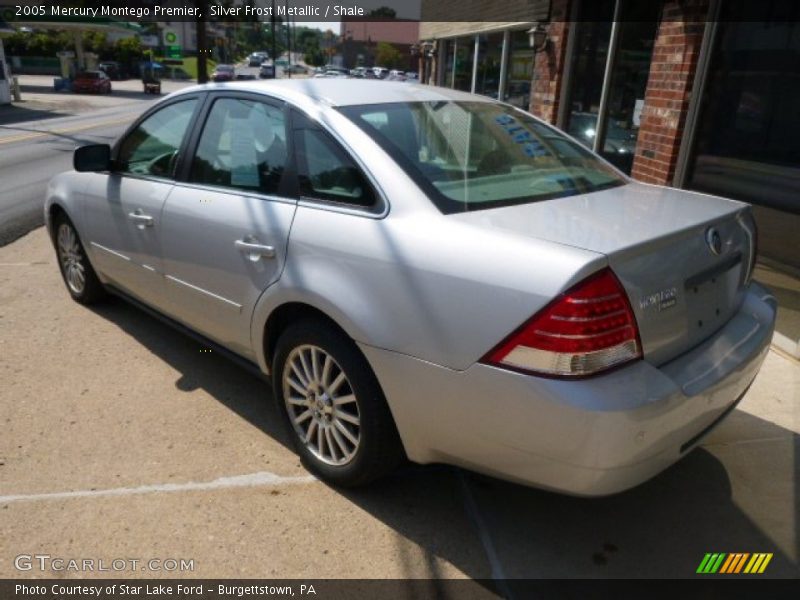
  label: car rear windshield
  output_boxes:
[339,101,626,213]
[77,72,100,79]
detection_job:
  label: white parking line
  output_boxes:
[0,471,316,504]
[458,471,513,595]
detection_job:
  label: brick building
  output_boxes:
[339,18,420,71]
[419,0,800,267]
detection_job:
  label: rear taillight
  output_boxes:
[482,268,642,377]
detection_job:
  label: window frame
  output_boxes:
[111,93,206,182]
[180,92,294,199]
[289,109,385,215]
[175,90,296,203]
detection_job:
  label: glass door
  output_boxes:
[597,1,661,172]
[562,0,662,174]
[562,0,616,149]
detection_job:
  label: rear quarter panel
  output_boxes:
[252,203,606,372]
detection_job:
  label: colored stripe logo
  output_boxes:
[697,553,773,574]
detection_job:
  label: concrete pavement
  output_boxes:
[0,227,798,580]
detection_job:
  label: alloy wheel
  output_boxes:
[57,222,86,295]
[282,344,361,466]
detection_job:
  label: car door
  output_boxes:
[82,96,202,309]
[159,94,296,358]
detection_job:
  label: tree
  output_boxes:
[303,41,325,67]
[375,42,402,69]
[112,37,144,70]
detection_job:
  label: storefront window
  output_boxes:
[562,0,615,148]
[474,32,504,99]
[686,5,800,214]
[505,29,533,110]
[453,35,475,92]
[442,39,456,88]
[598,2,661,172]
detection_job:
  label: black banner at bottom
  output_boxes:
[3,579,799,600]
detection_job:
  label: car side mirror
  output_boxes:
[74,144,112,172]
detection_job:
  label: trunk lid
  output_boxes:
[451,182,757,365]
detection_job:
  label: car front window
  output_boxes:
[339,101,626,213]
[117,98,198,178]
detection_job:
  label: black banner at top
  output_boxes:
[1,0,799,24]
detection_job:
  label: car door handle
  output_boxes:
[235,239,276,259]
[128,211,154,228]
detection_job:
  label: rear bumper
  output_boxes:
[361,282,776,496]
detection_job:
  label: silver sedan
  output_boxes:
[44,80,776,495]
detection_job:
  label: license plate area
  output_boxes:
[685,253,742,337]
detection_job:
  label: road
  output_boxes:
[0,73,199,247]
[0,104,145,246]
[0,66,285,247]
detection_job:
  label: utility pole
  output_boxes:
[196,0,208,83]
[271,0,277,78]
[285,0,291,78]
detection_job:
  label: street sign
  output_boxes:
[162,27,182,59]
[162,28,180,46]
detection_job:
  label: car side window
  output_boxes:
[117,98,198,178]
[293,113,375,207]
[190,98,288,195]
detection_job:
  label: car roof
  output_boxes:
[169,79,489,107]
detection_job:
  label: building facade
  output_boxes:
[340,18,420,70]
[419,0,800,267]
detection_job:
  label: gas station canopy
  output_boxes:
[0,14,143,73]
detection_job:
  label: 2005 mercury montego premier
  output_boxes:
[45,80,776,495]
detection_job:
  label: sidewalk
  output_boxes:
[1,227,798,579]
[755,259,800,359]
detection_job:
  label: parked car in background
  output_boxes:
[314,69,349,79]
[72,71,111,94]
[48,80,775,496]
[258,63,275,79]
[321,65,349,77]
[98,61,124,81]
[372,67,389,79]
[285,64,308,74]
[211,64,235,82]
[404,71,418,82]
[248,52,268,67]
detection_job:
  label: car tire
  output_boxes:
[53,214,107,305]
[272,319,404,487]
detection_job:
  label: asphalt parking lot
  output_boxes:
[1,227,798,582]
